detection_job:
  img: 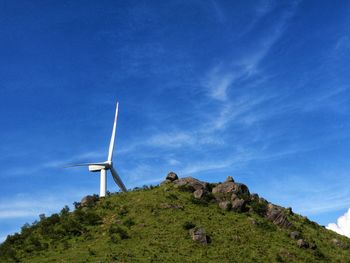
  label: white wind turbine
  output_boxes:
[68,102,127,197]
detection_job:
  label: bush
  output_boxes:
[123,218,135,228]
[182,221,196,230]
[109,225,129,241]
[60,206,70,217]
[61,218,85,236]
[118,206,128,217]
[84,211,102,225]
[249,201,268,216]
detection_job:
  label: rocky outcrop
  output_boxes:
[173,177,208,192]
[212,181,250,197]
[266,204,292,228]
[164,173,296,229]
[231,198,246,212]
[225,176,234,182]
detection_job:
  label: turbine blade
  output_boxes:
[64,162,106,168]
[107,102,119,162]
[110,167,127,192]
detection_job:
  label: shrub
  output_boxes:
[73,202,81,209]
[249,201,268,216]
[61,218,85,236]
[84,211,102,225]
[166,193,178,200]
[60,206,70,217]
[109,225,129,240]
[182,221,196,230]
[118,206,128,217]
[123,218,135,228]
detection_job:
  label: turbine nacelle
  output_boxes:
[88,164,108,172]
[88,161,112,172]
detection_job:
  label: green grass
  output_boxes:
[1,183,350,262]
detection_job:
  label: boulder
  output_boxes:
[80,195,99,208]
[212,182,250,196]
[166,172,178,182]
[290,231,300,239]
[189,228,208,245]
[297,239,309,249]
[331,239,349,249]
[193,189,205,199]
[266,204,293,228]
[219,201,231,210]
[231,193,238,201]
[173,177,208,192]
[231,198,246,212]
[225,176,234,182]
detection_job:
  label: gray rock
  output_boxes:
[193,189,205,199]
[173,177,208,192]
[166,172,178,181]
[332,238,349,249]
[212,181,250,196]
[290,231,300,239]
[266,204,293,228]
[225,176,234,182]
[297,239,309,249]
[219,201,231,210]
[189,228,208,245]
[231,198,245,212]
[231,193,238,201]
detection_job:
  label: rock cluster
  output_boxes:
[163,173,293,229]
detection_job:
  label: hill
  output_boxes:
[1,173,349,262]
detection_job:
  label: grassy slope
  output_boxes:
[1,183,350,262]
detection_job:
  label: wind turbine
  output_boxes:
[68,102,127,197]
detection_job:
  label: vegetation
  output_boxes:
[0,183,350,262]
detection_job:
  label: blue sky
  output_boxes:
[1,0,350,241]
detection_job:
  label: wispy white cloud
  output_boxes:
[0,190,90,220]
[327,208,350,238]
[203,2,298,102]
[147,132,195,148]
[204,67,236,101]
[1,151,106,178]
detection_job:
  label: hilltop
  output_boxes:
[1,173,349,262]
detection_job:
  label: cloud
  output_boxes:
[327,208,350,237]
[147,132,195,148]
[0,191,89,220]
[203,2,299,102]
[204,67,236,101]
[0,235,6,243]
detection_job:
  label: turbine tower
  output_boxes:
[68,102,127,197]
